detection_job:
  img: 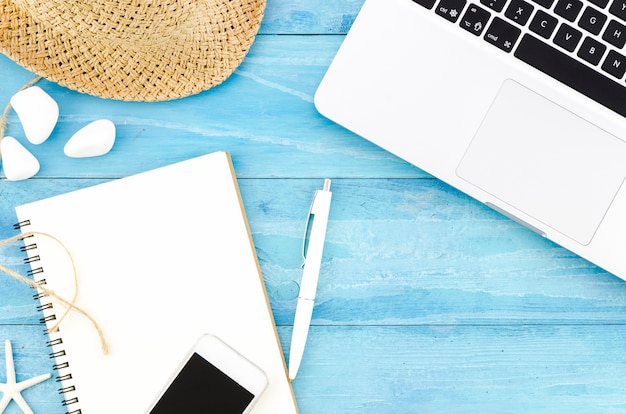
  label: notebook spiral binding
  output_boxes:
[14,220,82,414]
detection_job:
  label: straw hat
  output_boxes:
[0,0,265,101]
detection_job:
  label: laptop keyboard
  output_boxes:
[412,0,626,117]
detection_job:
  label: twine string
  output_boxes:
[0,231,109,355]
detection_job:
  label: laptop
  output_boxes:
[315,0,626,280]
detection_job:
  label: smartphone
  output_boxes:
[149,334,268,414]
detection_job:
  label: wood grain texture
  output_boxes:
[1,34,420,180]
[2,0,626,413]
[260,0,365,34]
[279,325,626,413]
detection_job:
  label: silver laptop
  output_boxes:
[315,0,626,280]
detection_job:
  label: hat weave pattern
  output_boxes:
[0,0,265,101]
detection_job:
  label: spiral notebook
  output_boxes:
[13,152,298,414]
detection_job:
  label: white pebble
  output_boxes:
[1,136,40,181]
[10,86,59,145]
[64,119,116,158]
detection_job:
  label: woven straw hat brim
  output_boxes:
[0,0,265,101]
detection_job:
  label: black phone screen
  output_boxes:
[150,352,255,413]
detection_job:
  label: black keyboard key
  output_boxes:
[436,0,467,21]
[578,7,608,34]
[531,0,555,8]
[413,0,438,9]
[577,37,607,64]
[555,0,584,21]
[514,34,626,117]
[460,4,491,35]
[481,0,508,12]
[603,19,626,48]
[505,0,535,25]
[602,49,626,78]
[553,23,583,51]
[484,17,522,51]
[589,0,609,7]
[609,0,626,21]
[530,9,559,37]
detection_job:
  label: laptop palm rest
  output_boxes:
[456,79,626,245]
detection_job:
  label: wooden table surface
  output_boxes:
[2,1,626,413]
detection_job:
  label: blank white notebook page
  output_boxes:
[14,152,298,414]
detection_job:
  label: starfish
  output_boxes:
[0,340,51,414]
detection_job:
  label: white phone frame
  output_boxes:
[150,334,268,413]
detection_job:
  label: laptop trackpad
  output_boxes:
[456,79,626,245]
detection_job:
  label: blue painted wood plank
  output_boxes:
[278,325,626,414]
[0,34,422,179]
[260,0,365,34]
[242,179,625,326]
[4,324,626,413]
[2,178,623,328]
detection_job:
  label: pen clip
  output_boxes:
[301,179,331,267]
[301,200,315,268]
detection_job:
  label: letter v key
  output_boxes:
[554,24,582,52]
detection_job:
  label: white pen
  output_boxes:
[288,179,332,380]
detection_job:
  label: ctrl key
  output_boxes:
[484,17,521,52]
[436,0,468,22]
